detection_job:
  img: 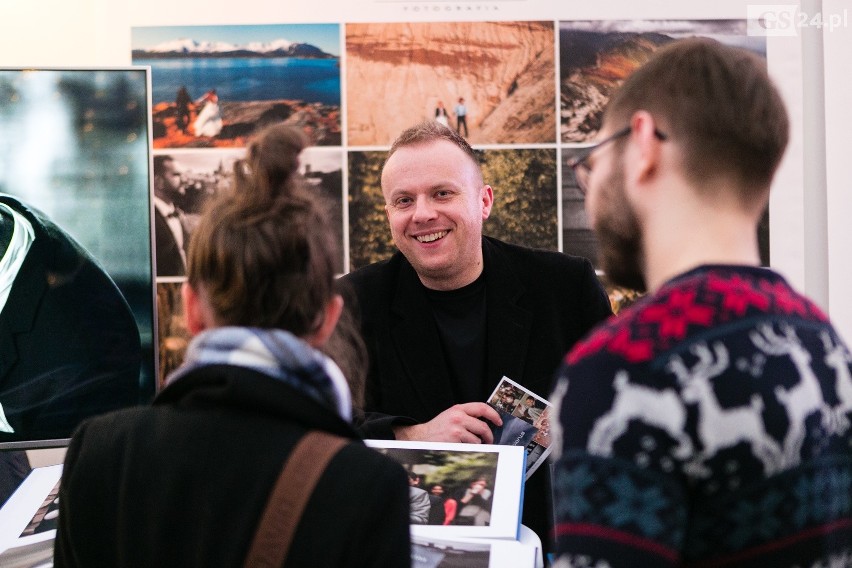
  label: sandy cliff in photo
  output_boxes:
[346,21,555,146]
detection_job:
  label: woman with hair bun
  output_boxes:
[55,124,411,568]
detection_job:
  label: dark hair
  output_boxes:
[384,120,480,175]
[153,155,173,178]
[604,38,789,201]
[185,124,338,337]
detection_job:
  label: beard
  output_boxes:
[593,157,647,293]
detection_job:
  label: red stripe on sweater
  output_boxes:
[552,522,679,563]
[688,518,852,568]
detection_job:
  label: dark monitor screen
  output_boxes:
[0,68,156,450]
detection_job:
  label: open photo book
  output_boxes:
[364,440,526,540]
[485,376,554,480]
[365,440,539,567]
[411,534,539,568]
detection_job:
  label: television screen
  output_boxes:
[0,68,156,450]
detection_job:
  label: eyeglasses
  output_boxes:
[567,126,667,195]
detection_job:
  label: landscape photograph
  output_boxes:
[558,20,770,313]
[347,148,557,271]
[132,23,341,148]
[346,21,556,146]
[560,19,765,142]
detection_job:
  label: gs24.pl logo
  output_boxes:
[747,4,849,36]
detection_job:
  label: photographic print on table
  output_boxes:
[0,464,63,554]
[347,148,558,271]
[20,479,60,537]
[486,376,553,479]
[0,469,58,566]
[365,440,525,540]
[559,19,765,143]
[132,24,341,149]
[346,21,556,146]
[411,535,537,568]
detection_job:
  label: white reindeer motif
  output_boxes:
[667,342,783,478]
[820,331,852,434]
[750,323,827,467]
[587,370,693,460]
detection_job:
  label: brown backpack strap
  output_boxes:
[243,431,348,568]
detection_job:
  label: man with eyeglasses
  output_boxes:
[550,38,852,567]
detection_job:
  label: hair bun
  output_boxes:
[235,124,310,205]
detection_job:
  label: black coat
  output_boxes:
[0,195,141,442]
[342,236,613,548]
[55,365,412,568]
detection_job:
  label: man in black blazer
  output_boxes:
[152,155,188,277]
[0,194,142,444]
[342,121,613,549]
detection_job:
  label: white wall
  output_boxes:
[823,0,852,341]
[0,0,128,66]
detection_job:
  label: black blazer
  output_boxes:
[153,206,186,277]
[342,236,613,547]
[55,366,411,568]
[0,195,141,442]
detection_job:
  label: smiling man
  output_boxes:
[342,120,612,547]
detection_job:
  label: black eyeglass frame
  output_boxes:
[567,126,668,194]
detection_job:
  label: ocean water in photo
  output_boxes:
[135,57,340,106]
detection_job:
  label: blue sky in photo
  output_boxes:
[132,23,340,56]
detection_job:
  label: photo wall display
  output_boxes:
[133,19,766,386]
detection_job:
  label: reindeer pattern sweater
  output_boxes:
[551,265,852,568]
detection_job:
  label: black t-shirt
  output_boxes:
[424,272,487,402]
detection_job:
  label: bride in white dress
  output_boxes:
[193,89,223,138]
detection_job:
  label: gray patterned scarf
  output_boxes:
[166,327,352,422]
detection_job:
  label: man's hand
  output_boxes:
[392,403,502,444]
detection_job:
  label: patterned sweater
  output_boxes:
[551,265,852,568]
